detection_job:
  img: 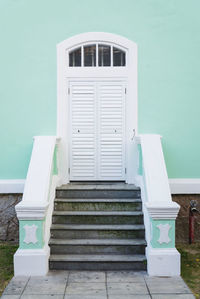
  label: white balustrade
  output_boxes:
[134,134,180,276]
[14,136,60,276]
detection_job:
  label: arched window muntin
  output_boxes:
[67,42,128,68]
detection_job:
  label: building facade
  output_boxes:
[0,0,200,276]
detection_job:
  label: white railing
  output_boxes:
[134,134,180,276]
[14,136,60,276]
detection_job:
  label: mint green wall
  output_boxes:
[0,0,200,179]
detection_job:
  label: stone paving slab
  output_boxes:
[107,270,146,282]
[23,276,67,295]
[3,276,29,296]
[68,271,105,283]
[1,296,21,299]
[107,281,149,295]
[65,296,106,299]
[1,271,195,298]
[144,276,192,294]
[108,296,151,299]
[21,296,63,299]
[66,282,106,296]
[151,295,195,299]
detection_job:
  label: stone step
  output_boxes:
[52,211,144,225]
[49,254,147,271]
[55,198,140,201]
[49,238,146,255]
[56,189,141,199]
[54,198,142,211]
[50,224,145,239]
[50,183,145,272]
[57,183,140,190]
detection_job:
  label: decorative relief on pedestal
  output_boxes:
[150,219,175,248]
[19,220,44,249]
[156,223,171,244]
[23,224,38,244]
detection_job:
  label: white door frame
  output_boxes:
[57,32,137,184]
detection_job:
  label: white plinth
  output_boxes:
[14,247,50,276]
[146,246,180,276]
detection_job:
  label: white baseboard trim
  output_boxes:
[169,179,200,194]
[0,179,25,193]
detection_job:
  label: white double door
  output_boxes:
[69,80,126,181]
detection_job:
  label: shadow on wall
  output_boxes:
[0,194,22,243]
[172,195,200,243]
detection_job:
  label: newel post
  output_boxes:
[136,134,181,276]
[14,206,49,276]
[14,136,58,276]
[146,203,181,276]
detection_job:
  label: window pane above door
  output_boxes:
[98,44,111,66]
[69,47,81,67]
[84,45,96,67]
[69,43,126,67]
[113,47,126,66]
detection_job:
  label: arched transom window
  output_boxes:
[69,44,126,67]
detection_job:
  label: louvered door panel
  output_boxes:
[98,82,125,180]
[70,82,97,180]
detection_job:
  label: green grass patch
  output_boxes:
[177,243,200,298]
[0,242,18,296]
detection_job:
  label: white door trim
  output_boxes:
[57,32,138,184]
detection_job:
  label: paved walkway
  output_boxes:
[1,271,195,299]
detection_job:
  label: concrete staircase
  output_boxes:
[49,183,147,271]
